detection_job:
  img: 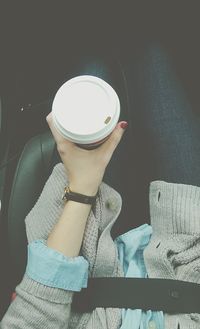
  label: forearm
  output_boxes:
[47,200,92,257]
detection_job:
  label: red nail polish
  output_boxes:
[120,121,128,129]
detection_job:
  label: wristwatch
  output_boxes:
[62,186,98,205]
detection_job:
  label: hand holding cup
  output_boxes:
[46,113,128,196]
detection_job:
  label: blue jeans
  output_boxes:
[56,47,200,237]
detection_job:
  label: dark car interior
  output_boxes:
[1,3,200,319]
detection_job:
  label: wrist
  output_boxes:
[69,182,99,197]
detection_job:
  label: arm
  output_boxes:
[47,200,93,258]
[46,113,126,259]
[1,114,127,328]
[47,175,99,258]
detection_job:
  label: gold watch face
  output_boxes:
[65,186,70,193]
[62,186,70,201]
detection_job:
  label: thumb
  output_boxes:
[101,121,128,153]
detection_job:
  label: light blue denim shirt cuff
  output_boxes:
[26,239,89,291]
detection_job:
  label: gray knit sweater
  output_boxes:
[1,163,200,328]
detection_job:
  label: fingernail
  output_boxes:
[120,121,128,129]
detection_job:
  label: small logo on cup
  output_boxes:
[104,116,111,124]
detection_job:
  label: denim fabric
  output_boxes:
[117,45,200,232]
[26,239,89,291]
[127,46,200,186]
[115,224,164,329]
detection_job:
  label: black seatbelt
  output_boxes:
[72,278,200,314]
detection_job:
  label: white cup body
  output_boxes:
[52,75,120,149]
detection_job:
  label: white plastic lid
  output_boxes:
[52,75,120,144]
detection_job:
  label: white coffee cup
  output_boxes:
[52,75,120,149]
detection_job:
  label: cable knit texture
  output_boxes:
[1,165,200,328]
[144,180,200,329]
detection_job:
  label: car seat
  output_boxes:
[0,131,58,318]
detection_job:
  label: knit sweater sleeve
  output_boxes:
[0,287,72,329]
[0,163,77,329]
[144,180,200,329]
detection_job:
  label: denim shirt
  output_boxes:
[115,224,164,329]
[26,224,164,329]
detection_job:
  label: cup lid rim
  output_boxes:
[52,75,120,138]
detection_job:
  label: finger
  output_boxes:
[101,121,128,154]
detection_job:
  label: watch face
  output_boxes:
[62,186,68,201]
[62,186,70,201]
[65,186,70,193]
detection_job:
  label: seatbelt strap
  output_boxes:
[72,278,200,313]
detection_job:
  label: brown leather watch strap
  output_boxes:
[62,186,98,205]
